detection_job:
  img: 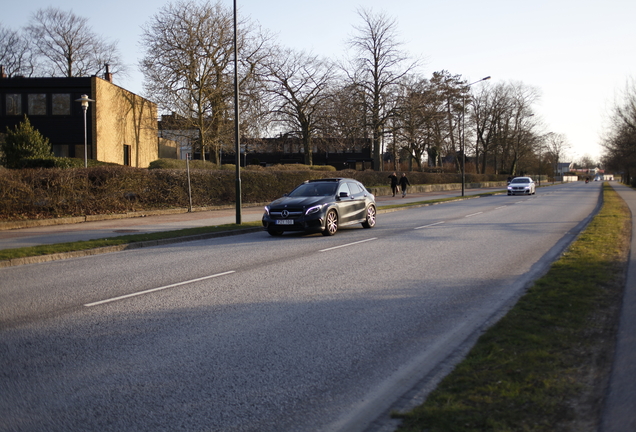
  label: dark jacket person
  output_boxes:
[399,173,411,198]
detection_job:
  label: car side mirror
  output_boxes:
[339,191,349,198]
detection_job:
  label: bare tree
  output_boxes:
[321,82,368,153]
[25,7,124,77]
[545,132,570,177]
[0,24,35,77]
[602,78,636,184]
[505,83,540,175]
[471,82,504,174]
[576,154,597,169]
[393,75,445,170]
[471,81,539,175]
[140,0,268,164]
[345,8,418,170]
[263,48,335,165]
[428,70,468,171]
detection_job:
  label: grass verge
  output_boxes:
[0,221,262,261]
[394,183,631,431]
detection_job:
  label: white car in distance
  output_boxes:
[507,177,536,195]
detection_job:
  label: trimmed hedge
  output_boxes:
[0,166,505,221]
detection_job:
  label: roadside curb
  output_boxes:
[0,203,271,231]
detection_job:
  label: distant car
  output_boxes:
[262,178,376,236]
[507,176,536,195]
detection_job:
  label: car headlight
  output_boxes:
[305,204,325,216]
[264,205,270,216]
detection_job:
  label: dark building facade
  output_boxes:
[0,76,93,159]
[228,137,373,170]
[0,72,160,167]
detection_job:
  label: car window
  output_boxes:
[337,183,351,196]
[316,183,337,195]
[347,182,362,194]
[358,182,371,193]
[512,178,529,183]
[288,183,337,197]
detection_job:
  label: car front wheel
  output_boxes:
[322,210,338,236]
[362,205,376,228]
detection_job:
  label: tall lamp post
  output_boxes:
[233,0,242,224]
[461,76,490,196]
[538,140,542,186]
[75,94,95,168]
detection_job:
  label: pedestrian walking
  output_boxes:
[399,173,410,198]
[388,172,398,197]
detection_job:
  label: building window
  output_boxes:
[123,144,131,166]
[5,94,21,115]
[52,94,71,115]
[28,94,46,115]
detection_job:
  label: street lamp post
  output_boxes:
[75,94,95,168]
[233,0,242,224]
[461,76,490,196]
[538,142,542,186]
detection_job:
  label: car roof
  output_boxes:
[307,178,354,183]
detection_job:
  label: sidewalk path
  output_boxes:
[0,187,501,250]
[601,182,636,432]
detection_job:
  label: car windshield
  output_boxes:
[288,183,337,197]
[511,178,530,184]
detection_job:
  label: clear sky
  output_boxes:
[4,0,635,163]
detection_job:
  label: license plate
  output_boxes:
[276,219,294,225]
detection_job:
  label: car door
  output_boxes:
[336,182,357,224]
[346,181,367,222]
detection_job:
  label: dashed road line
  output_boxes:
[84,271,236,307]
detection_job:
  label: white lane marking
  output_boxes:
[319,238,377,252]
[465,212,483,218]
[495,206,507,209]
[414,221,445,230]
[84,271,236,307]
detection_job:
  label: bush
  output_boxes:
[18,157,85,169]
[309,165,337,171]
[1,116,53,168]
[149,158,219,170]
[0,165,507,221]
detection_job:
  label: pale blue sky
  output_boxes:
[4,0,635,162]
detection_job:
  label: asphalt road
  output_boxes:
[0,182,603,432]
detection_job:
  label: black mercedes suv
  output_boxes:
[262,178,376,236]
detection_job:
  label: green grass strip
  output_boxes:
[395,184,630,431]
[0,221,262,261]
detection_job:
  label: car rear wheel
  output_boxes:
[322,210,338,236]
[362,205,376,228]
